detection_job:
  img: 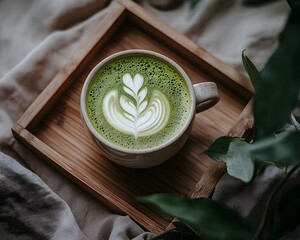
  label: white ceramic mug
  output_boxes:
[80,50,219,168]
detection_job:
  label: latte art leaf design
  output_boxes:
[103,73,170,139]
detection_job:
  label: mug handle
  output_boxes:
[193,82,219,113]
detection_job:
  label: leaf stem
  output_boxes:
[251,165,299,240]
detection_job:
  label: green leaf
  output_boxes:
[253,10,300,139]
[249,131,300,167]
[206,136,235,161]
[207,131,300,181]
[226,139,255,182]
[207,137,255,183]
[242,50,260,91]
[138,194,253,240]
[262,182,300,240]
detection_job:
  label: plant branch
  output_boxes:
[252,165,299,240]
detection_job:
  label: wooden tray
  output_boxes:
[12,0,254,234]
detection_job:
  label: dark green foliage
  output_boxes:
[139,194,253,240]
[242,50,260,91]
[253,9,300,139]
[207,137,254,182]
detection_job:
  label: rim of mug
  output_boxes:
[80,49,196,155]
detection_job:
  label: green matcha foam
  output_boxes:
[86,55,190,150]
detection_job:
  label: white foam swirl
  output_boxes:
[102,73,170,139]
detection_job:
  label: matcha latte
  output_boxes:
[85,54,191,150]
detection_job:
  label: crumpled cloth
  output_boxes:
[0,150,152,240]
[0,0,294,239]
[0,151,88,240]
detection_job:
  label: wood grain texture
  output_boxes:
[12,0,253,234]
[190,99,254,199]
